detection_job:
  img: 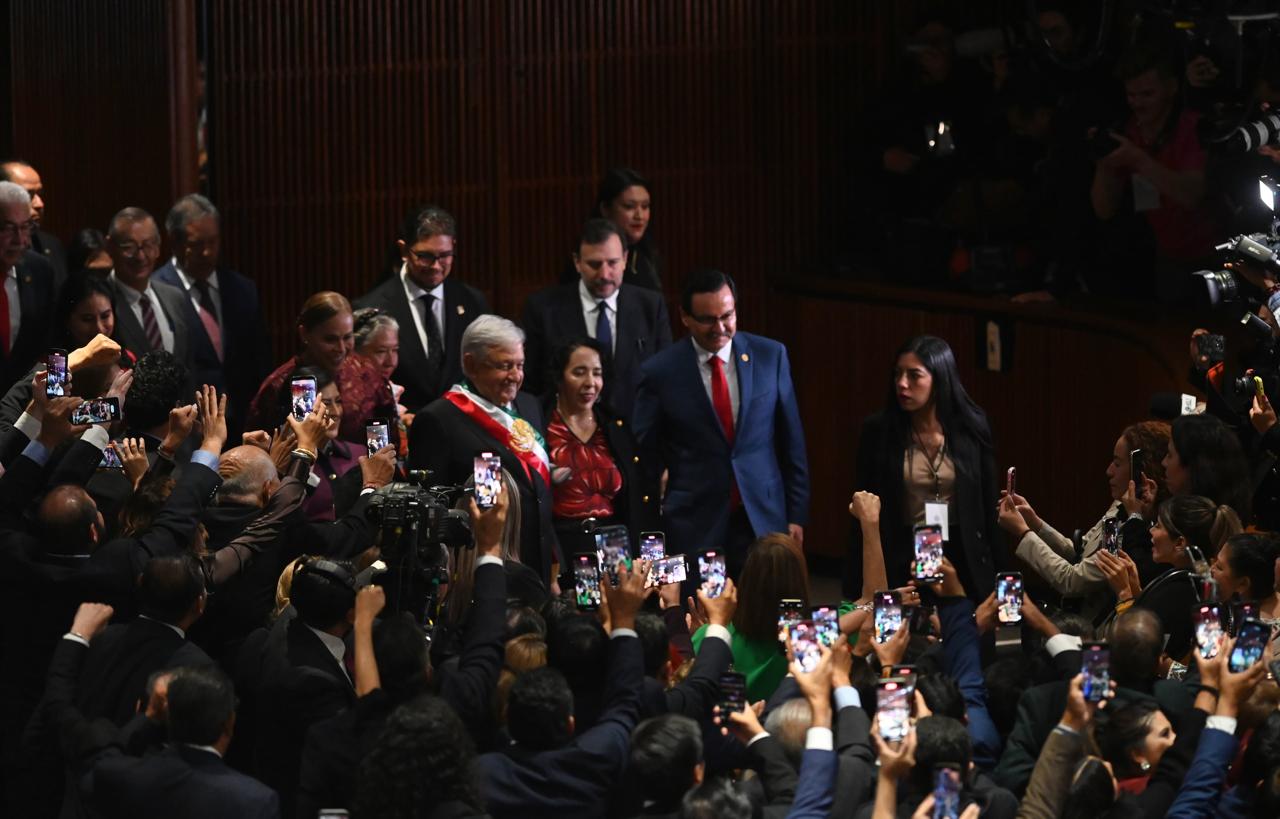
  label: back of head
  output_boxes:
[137,555,205,624]
[1095,698,1160,778]
[216,445,277,505]
[289,558,356,631]
[679,777,752,819]
[1171,414,1252,520]
[373,612,430,702]
[118,476,176,537]
[125,351,188,430]
[912,716,971,790]
[1122,420,1172,503]
[38,485,100,555]
[505,605,546,640]
[635,612,670,678]
[1223,532,1280,600]
[917,673,966,721]
[506,666,574,751]
[547,612,607,688]
[763,698,812,767]
[167,665,236,745]
[629,715,704,811]
[681,268,737,315]
[164,193,218,239]
[1064,757,1120,819]
[1244,712,1280,813]
[504,633,548,674]
[1111,608,1163,688]
[1157,494,1242,560]
[734,533,809,641]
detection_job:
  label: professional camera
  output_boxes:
[1193,177,1280,307]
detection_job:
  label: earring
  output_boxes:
[1140,760,1151,772]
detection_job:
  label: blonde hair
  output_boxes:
[493,634,548,725]
[445,468,523,626]
[273,557,306,620]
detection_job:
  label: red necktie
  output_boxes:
[710,355,734,443]
[0,275,10,356]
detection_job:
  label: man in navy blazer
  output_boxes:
[632,269,808,571]
[153,194,272,437]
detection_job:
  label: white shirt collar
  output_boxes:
[578,279,620,313]
[182,743,223,758]
[4,266,13,281]
[108,270,151,302]
[693,337,733,365]
[171,258,220,292]
[400,264,444,302]
[138,614,186,640]
[305,623,348,668]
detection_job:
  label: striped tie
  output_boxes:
[139,294,163,351]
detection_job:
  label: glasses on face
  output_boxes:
[116,240,161,259]
[409,249,455,267]
[688,309,735,327]
[0,220,36,238]
[483,358,524,373]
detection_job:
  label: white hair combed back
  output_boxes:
[0,181,31,210]
[461,314,525,363]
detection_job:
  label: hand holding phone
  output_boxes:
[876,679,911,742]
[789,620,821,673]
[645,555,687,588]
[473,453,503,509]
[572,554,602,611]
[874,591,903,644]
[777,598,804,643]
[46,350,68,398]
[71,397,121,425]
[1229,619,1269,672]
[912,525,944,584]
[698,551,727,599]
[594,525,631,587]
[639,532,665,561]
[1082,642,1111,703]
[1194,604,1225,660]
[1005,466,1016,498]
[717,671,747,717]
[366,420,390,456]
[996,572,1023,625]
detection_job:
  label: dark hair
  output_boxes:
[290,558,357,631]
[1243,712,1280,805]
[1064,757,1121,819]
[912,716,972,790]
[1170,414,1252,520]
[576,217,624,253]
[1051,611,1096,640]
[630,715,703,810]
[733,533,809,642]
[374,613,431,703]
[505,605,546,640]
[137,555,205,624]
[38,485,99,554]
[54,269,115,347]
[1156,494,1242,559]
[596,167,650,215]
[352,694,482,819]
[106,206,157,240]
[917,673,966,722]
[1116,41,1179,82]
[679,777,752,819]
[681,268,738,315]
[1121,420,1172,504]
[1096,699,1162,778]
[885,336,992,451]
[635,612,670,678]
[548,613,608,691]
[166,666,236,746]
[1221,533,1280,600]
[506,666,574,750]
[66,229,110,275]
[118,476,176,537]
[1111,608,1164,688]
[549,336,608,398]
[399,204,457,243]
[0,159,30,182]
[296,291,352,333]
[124,350,189,430]
[984,658,1030,737]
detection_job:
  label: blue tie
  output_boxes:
[595,301,612,351]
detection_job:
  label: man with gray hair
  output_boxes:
[104,206,192,369]
[154,193,271,436]
[0,159,66,287]
[0,180,56,388]
[407,314,560,580]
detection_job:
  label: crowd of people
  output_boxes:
[2,42,1280,816]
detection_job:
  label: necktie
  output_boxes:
[192,278,219,322]
[420,293,445,374]
[192,279,223,361]
[0,275,10,357]
[595,301,612,351]
[710,355,734,444]
[139,293,163,351]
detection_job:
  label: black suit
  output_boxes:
[355,273,489,409]
[408,392,561,579]
[2,251,56,391]
[640,628,732,719]
[31,229,67,290]
[520,282,672,419]
[104,275,192,370]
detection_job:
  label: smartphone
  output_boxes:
[365,419,390,457]
[71,397,120,425]
[1005,466,1016,498]
[1195,333,1225,367]
[933,766,963,819]
[812,605,840,647]
[996,572,1023,625]
[645,555,687,589]
[472,452,503,510]
[698,551,726,599]
[877,679,912,741]
[290,376,317,420]
[1229,618,1269,672]
[1230,601,1259,637]
[1194,603,1225,659]
[572,553,602,611]
[1102,518,1120,555]
[1081,642,1111,703]
[46,349,68,398]
[639,531,665,562]
[98,445,124,469]
[1129,449,1145,497]
[718,671,747,716]
[909,604,937,637]
[874,590,903,644]
[594,525,631,586]
[790,620,821,673]
[890,664,917,682]
[777,598,805,643]
[913,524,944,584]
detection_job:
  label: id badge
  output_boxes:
[925,501,950,542]
[1132,174,1159,212]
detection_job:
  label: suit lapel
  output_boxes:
[558,285,588,337]
[613,287,636,373]
[109,279,148,353]
[733,334,752,433]
[680,338,729,446]
[387,280,427,370]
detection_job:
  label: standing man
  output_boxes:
[0,181,56,390]
[154,194,272,436]
[521,218,671,417]
[633,270,809,574]
[0,160,66,288]
[104,207,191,370]
[356,205,489,409]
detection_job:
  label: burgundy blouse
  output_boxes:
[246,353,396,445]
[546,408,622,519]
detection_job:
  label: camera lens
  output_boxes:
[1192,269,1239,307]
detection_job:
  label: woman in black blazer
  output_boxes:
[542,337,658,557]
[846,335,1000,600]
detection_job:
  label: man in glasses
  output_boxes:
[0,159,66,289]
[0,181,56,389]
[356,204,489,409]
[104,207,191,370]
[633,269,810,577]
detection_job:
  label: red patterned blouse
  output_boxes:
[546,408,622,519]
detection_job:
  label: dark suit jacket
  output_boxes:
[520,282,672,419]
[153,262,273,435]
[355,274,489,409]
[632,334,810,557]
[640,628,733,719]
[105,275,192,370]
[32,229,67,290]
[2,250,56,390]
[408,392,560,579]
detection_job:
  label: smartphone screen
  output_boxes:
[1082,642,1111,702]
[1229,619,1269,672]
[908,604,936,637]
[1230,601,1258,638]
[98,445,124,469]
[1005,466,1016,498]
[290,377,317,420]
[718,671,747,716]
[365,420,390,456]
[698,551,726,599]
[1102,518,1120,555]
[645,555,687,588]
[639,532,665,562]
[996,572,1023,625]
[1129,449,1145,496]
[594,525,631,586]
[573,554,601,611]
[874,590,903,644]
[1194,604,1225,659]
[890,664,916,682]
[912,525,944,583]
[472,452,503,509]
[933,767,962,819]
[46,350,68,398]
[777,598,804,643]
[812,605,839,647]
[877,679,911,741]
[70,397,120,425]
[790,620,821,673]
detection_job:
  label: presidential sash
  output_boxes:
[443,383,552,485]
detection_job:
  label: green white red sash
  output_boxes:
[444,383,551,485]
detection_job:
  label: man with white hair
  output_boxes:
[407,314,560,580]
[0,159,66,288]
[0,180,56,389]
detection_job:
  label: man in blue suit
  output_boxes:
[632,269,809,573]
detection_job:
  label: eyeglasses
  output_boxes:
[0,220,36,238]
[687,308,735,327]
[483,358,524,373]
[115,240,161,258]
[409,249,455,267]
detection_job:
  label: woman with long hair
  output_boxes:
[559,166,663,291]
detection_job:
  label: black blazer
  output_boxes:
[355,273,490,410]
[1,250,56,391]
[105,275,193,370]
[845,410,999,599]
[32,229,67,290]
[520,282,672,419]
[408,391,561,579]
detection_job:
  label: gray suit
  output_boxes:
[106,276,192,369]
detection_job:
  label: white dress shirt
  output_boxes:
[400,264,445,358]
[693,338,740,424]
[578,280,618,354]
[109,271,175,353]
[305,624,352,684]
[2,267,18,352]
[172,258,223,329]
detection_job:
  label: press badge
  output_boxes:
[1132,174,1160,212]
[925,501,950,542]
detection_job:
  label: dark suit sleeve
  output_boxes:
[630,364,664,479]
[128,461,223,561]
[519,295,549,400]
[992,685,1054,796]
[0,373,34,439]
[785,748,836,819]
[663,630,733,718]
[297,493,376,559]
[654,298,673,350]
[49,438,108,488]
[407,405,448,474]
[41,638,126,781]
[0,425,30,468]
[773,346,809,527]
[749,735,799,805]
[440,562,507,728]
[0,450,48,530]
[937,597,1001,769]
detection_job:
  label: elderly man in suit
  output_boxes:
[103,207,191,370]
[0,181,56,390]
[521,218,671,418]
[632,269,809,575]
[0,160,66,288]
[356,204,489,409]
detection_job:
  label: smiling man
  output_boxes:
[520,219,671,418]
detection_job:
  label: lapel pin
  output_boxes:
[456,305,466,315]
[741,353,749,362]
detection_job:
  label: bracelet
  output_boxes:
[1195,684,1220,697]
[291,447,317,461]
